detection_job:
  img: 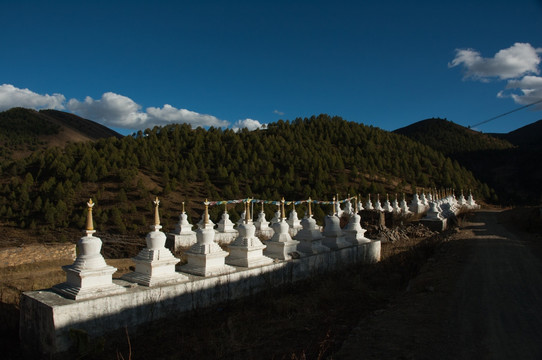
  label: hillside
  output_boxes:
[491,119,542,149]
[0,113,484,246]
[395,118,542,205]
[394,118,514,155]
[0,107,121,160]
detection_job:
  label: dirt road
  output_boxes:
[336,210,542,359]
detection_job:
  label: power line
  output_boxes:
[470,98,542,129]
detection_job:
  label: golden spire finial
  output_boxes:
[204,199,209,224]
[308,197,312,217]
[86,198,95,231]
[281,197,285,219]
[224,202,228,213]
[153,197,160,226]
[261,201,264,213]
[182,201,185,214]
[246,198,252,223]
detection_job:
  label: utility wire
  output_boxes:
[470,98,542,128]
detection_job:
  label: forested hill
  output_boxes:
[0,114,485,241]
[0,107,121,160]
[394,118,514,155]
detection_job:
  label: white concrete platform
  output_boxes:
[19,240,380,357]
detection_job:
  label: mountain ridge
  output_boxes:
[393,117,515,155]
[490,119,542,148]
[394,117,542,204]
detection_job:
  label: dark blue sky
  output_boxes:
[1,0,541,134]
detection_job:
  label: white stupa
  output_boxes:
[226,200,273,267]
[173,202,194,234]
[400,193,411,214]
[334,194,344,218]
[357,194,364,212]
[269,203,282,225]
[420,192,428,206]
[294,198,330,254]
[392,194,401,214]
[467,190,480,209]
[382,194,393,212]
[439,198,455,218]
[254,202,270,230]
[409,192,425,214]
[458,190,467,206]
[322,198,351,250]
[425,201,444,220]
[374,194,384,212]
[365,194,374,210]
[217,204,236,232]
[449,190,460,214]
[122,197,186,286]
[264,198,300,260]
[54,199,125,300]
[286,203,303,236]
[343,197,354,216]
[215,203,239,244]
[435,191,444,212]
[169,202,197,249]
[180,200,235,276]
[343,198,371,245]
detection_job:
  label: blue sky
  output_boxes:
[1,0,541,135]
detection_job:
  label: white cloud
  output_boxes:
[146,104,228,128]
[67,92,148,127]
[0,84,65,111]
[500,75,542,110]
[273,109,285,116]
[449,42,542,80]
[1,84,234,130]
[232,118,265,132]
[67,92,229,129]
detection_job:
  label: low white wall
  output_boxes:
[19,241,380,357]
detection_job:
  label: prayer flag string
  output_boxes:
[204,197,356,206]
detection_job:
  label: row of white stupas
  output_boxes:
[53,196,375,300]
[53,191,479,300]
[171,190,479,248]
